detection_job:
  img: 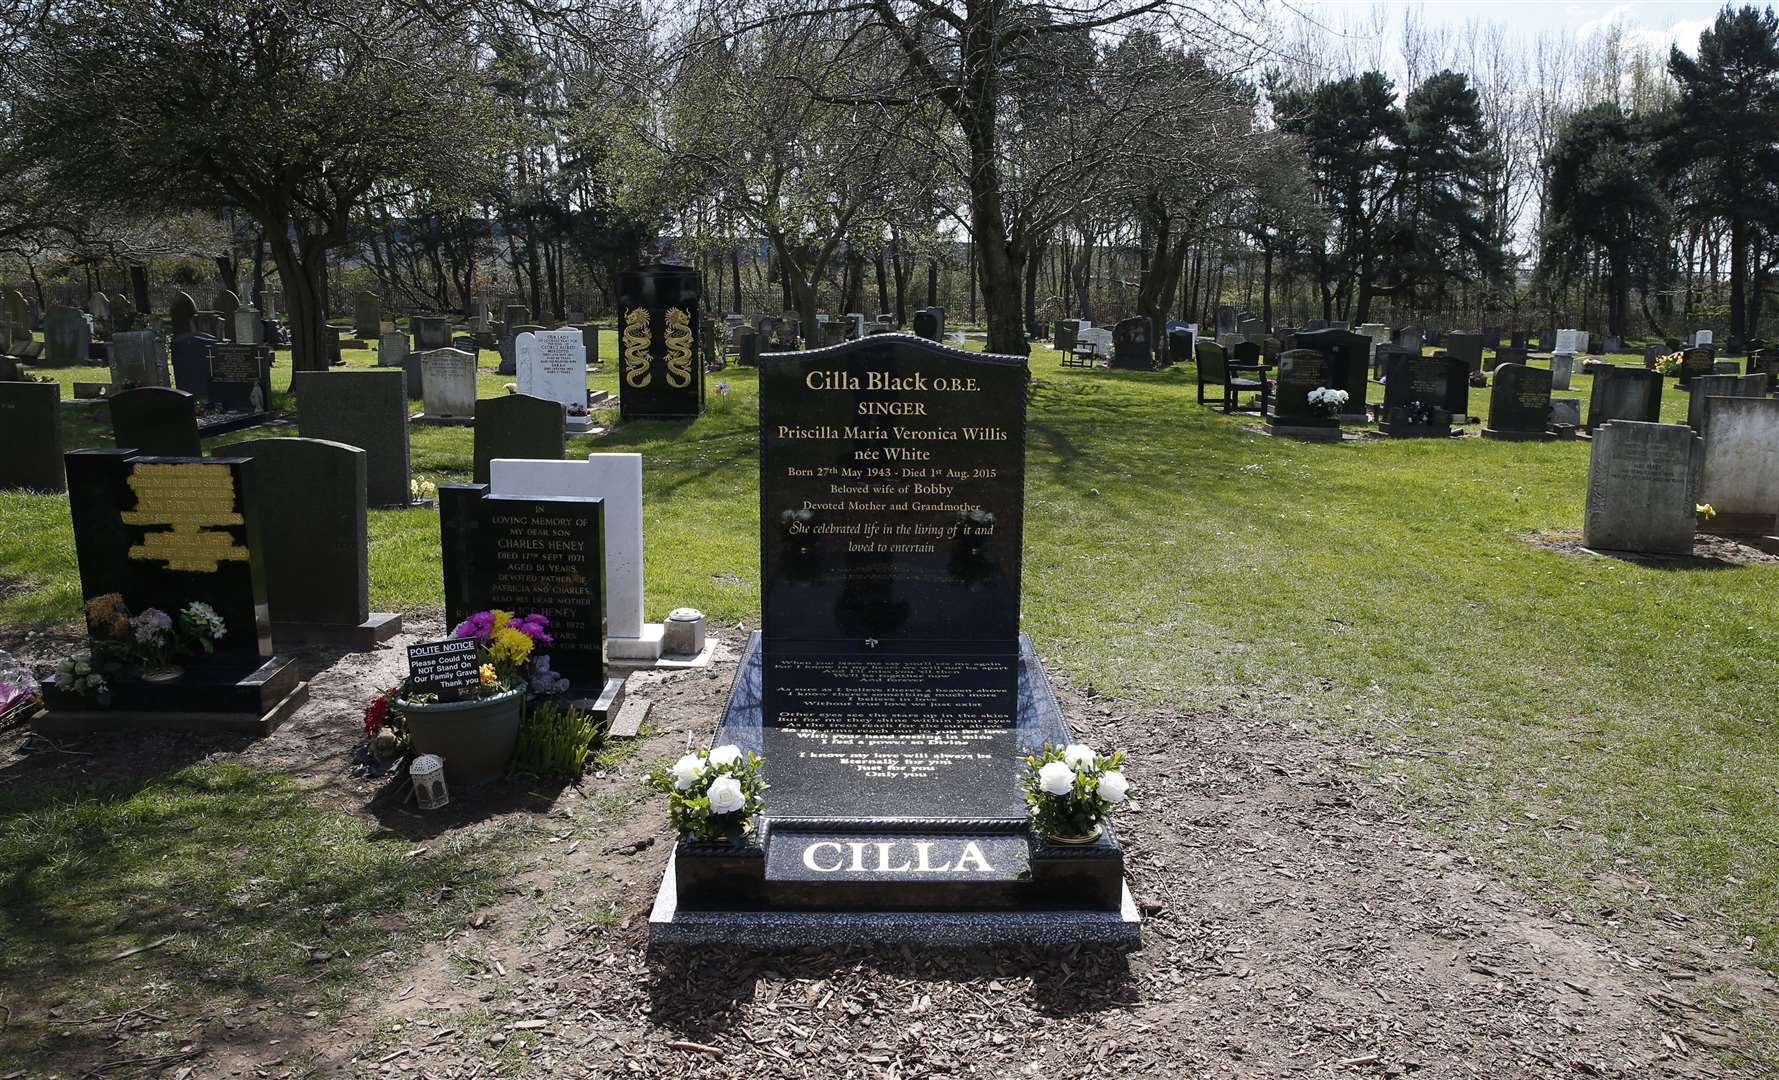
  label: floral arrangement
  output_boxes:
[1393,400,1446,427]
[1022,742,1130,842]
[1697,502,1717,522]
[1654,351,1685,375]
[450,610,564,696]
[647,743,768,844]
[81,594,226,677]
[52,655,108,701]
[1306,386,1349,418]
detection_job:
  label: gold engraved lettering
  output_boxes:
[663,307,694,389]
[621,307,653,388]
[120,462,248,572]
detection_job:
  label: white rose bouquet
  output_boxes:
[1306,386,1349,418]
[646,743,768,844]
[53,654,109,702]
[1020,742,1130,843]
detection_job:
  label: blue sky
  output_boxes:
[1287,0,1722,52]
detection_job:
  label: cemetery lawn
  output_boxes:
[3,337,1775,996]
[0,759,515,1069]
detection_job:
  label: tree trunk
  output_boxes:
[1023,236,1043,332]
[1730,217,1748,346]
[875,247,891,316]
[268,230,330,389]
[925,258,938,309]
[1261,246,1274,328]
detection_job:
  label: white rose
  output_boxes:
[1038,760,1076,796]
[707,775,746,815]
[1097,770,1129,804]
[707,744,743,767]
[1063,743,1096,771]
[670,754,704,790]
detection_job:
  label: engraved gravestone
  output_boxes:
[912,308,941,342]
[234,305,263,345]
[1446,332,1484,373]
[1583,421,1700,555]
[170,332,216,398]
[1291,328,1369,419]
[1268,349,1340,437]
[0,381,65,491]
[207,343,268,412]
[294,369,414,508]
[1680,346,1715,387]
[1587,367,1663,432]
[472,393,565,484]
[1550,353,1575,391]
[418,347,477,422]
[1483,363,1554,440]
[169,292,197,336]
[652,334,1135,945]
[758,336,1027,819]
[516,329,590,432]
[439,486,607,689]
[1549,398,1582,429]
[109,386,201,456]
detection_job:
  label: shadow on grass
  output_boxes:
[0,757,505,1069]
[644,942,1136,1042]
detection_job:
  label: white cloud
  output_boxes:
[1625,16,1713,55]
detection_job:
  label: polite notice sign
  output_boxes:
[406,637,482,701]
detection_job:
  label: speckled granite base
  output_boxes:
[648,860,1142,947]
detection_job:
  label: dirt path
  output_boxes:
[6,625,1776,1078]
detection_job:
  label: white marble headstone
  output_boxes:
[1694,329,1714,347]
[489,453,662,660]
[515,329,590,431]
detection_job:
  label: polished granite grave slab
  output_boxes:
[648,633,1140,946]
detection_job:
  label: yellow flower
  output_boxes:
[491,610,514,631]
[1697,503,1717,519]
[479,663,497,684]
[489,626,534,668]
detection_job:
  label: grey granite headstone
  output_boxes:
[110,330,169,388]
[89,292,112,338]
[1697,396,1779,535]
[1687,373,1768,432]
[227,436,398,648]
[378,331,409,368]
[472,392,565,484]
[1482,363,1552,439]
[109,386,201,456]
[295,368,413,507]
[0,380,65,491]
[234,306,264,345]
[1583,421,1700,555]
[42,305,90,366]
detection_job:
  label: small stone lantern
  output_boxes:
[663,608,706,657]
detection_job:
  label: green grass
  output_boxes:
[0,762,514,1068]
[5,336,1775,982]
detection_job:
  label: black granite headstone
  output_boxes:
[473,393,566,485]
[1586,367,1664,432]
[1111,316,1153,369]
[110,386,201,456]
[616,264,705,419]
[412,316,450,350]
[759,335,1025,820]
[1446,332,1484,373]
[207,343,265,411]
[1270,348,1336,426]
[1054,319,1080,353]
[1483,364,1553,440]
[170,333,217,398]
[168,291,197,336]
[1680,346,1714,386]
[1382,353,1452,413]
[0,380,65,491]
[736,327,760,367]
[64,449,269,661]
[439,485,606,688]
[1291,328,1369,415]
[912,309,941,343]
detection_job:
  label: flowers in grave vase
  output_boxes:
[178,602,227,655]
[451,610,557,693]
[1654,351,1686,375]
[1021,742,1130,842]
[1305,386,1350,418]
[53,655,109,701]
[647,743,768,844]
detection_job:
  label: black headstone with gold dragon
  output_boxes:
[616,263,706,419]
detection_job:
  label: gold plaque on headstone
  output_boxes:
[121,462,248,572]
